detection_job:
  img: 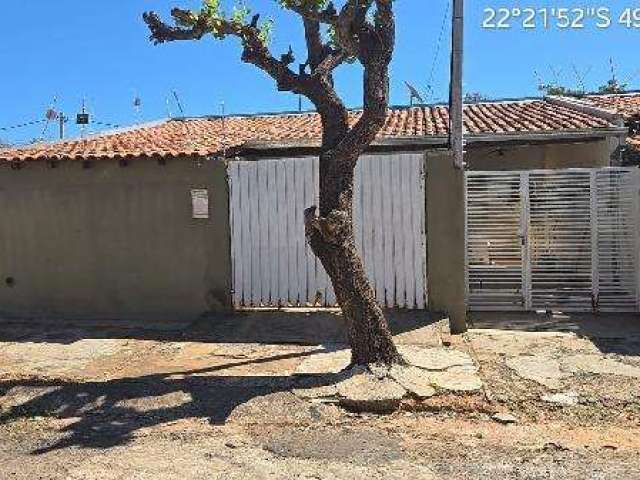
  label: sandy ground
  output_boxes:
[1,311,639,479]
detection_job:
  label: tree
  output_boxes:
[537,83,585,98]
[597,78,627,94]
[144,0,403,367]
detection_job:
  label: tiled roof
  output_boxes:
[0,100,616,162]
[585,93,640,119]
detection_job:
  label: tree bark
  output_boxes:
[305,150,403,367]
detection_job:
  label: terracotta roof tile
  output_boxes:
[585,93,640,119]
[0,100,615,162]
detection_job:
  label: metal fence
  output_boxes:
[466,168,640,312]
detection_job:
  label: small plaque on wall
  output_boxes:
[191,189,209,219]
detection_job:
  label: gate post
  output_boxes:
[426,151,468,333]
[521,172,532,311]
[590,171,600,313]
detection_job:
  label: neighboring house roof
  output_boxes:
[583,92,640,162]
[626,134,640,159]
[585,92,640,120]
[0,99,620,163]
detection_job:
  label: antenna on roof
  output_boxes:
[571,64,591,94]
[165,95,174,119]
[172,90,185,116]
[533,69,545,91]
[549,66,563,85]
[599,57,628,94]
[405,81,425,106]
[609,57,617,83]
[40,95,59,141]
[133,90,143,122]
[76,97,90,139]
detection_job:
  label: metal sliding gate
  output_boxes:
[229,153,427,309]
[466,168,640,312]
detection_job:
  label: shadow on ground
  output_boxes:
[469,311,640,356]
[0,349,346,454]
[0,310,444,454]
[0,309,442,346]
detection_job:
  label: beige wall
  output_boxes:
[426,151,467,333]
[466,138,616,171]
[0,157,231,322]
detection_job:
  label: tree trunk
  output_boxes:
[305,151,403,367]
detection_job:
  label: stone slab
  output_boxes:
[390,365,436,399]
[506,355,571,389]
[336,370,406,413]
[295,349,351,375]
[399,346,475,371]
[430,370,483,392]
[562,354,640,378]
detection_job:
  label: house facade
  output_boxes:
[0,97,629,322]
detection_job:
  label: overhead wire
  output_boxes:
[0,119,47,132]
[91,120,122,129]
[426,0,452,102]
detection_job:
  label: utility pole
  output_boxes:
[449,0,464,169]
[59,113,65,140]
[447,0,468,335]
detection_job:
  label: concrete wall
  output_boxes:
[466,138,616,171]
[426,151,467,333]
[0,157,231,322]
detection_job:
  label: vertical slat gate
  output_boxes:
[596,169,640,312]
[529,171,593,311]
[466,173,524,310]
[229,153,427,308]
[466,167,640,313]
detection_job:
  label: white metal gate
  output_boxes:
[229,153,427,309]
[466,168,640,312]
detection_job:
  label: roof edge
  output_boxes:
[241,127,627,152]
[545,96,625,127]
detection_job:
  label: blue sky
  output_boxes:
[0,0,638,144]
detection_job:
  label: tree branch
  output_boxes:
[331,0,395,160]
[302,18,325,71]
[314,50,348,77]
[282,1,339,24]
[143,10,209,44]
[144,8,310,95]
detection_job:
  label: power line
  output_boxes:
[91,120,121,129]
[0,119,47,132]
[426,0,452,101]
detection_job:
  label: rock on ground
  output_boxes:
[429,370,483,392]
[398,346,476,371]
[562,354,640,378]
[336,369,406,413]
[506,355,571,389]
[541,392,579,406]
[389,365,436,399]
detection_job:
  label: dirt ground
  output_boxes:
[1,310,639,479]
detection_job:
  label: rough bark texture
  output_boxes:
[144,0,402,366]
